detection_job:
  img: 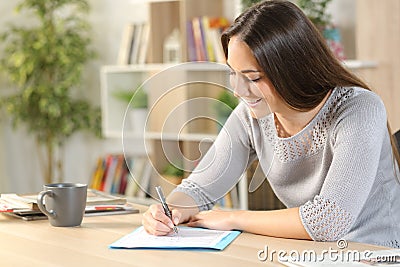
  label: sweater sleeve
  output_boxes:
[299,91,388,241]
[172,103,257,210]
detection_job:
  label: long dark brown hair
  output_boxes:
[221,0,400,176]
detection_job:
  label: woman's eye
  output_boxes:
[249,77,261,82]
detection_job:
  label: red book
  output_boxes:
[100,154,114,191]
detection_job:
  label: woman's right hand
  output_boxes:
[142,204,181,235]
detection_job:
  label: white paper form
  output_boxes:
[109,226,241,250]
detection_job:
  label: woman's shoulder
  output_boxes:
[351,86,385,105]
[333,86,386,116]
[328,86,387,132]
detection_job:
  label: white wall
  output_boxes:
[0,0,356,193]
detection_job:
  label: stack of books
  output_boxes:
[117,22,150,65]
[90,154,152,199]
[0,189,139,221]
[186,16,230,63]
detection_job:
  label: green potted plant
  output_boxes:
[113,87,148,133]
[215,90,239,131]
[0,0,101,184]
[241,0,262,10]
[113,87,148,109]
[242,0,332,29]
[297,0,332,30]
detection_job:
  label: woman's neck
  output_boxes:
[275,91,332,138]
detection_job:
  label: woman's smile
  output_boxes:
[242,97,263,108]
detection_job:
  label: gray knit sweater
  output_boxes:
[173,86,400,248]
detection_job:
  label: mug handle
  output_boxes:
[37,190,56,219]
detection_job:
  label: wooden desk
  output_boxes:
[0,205,388,267]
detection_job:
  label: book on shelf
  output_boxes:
[117,22,151,65]
[201,16,216,62]
[186,20,197,62]
[117,23,135,65]
[90,157,105,189]
[137,23,150,64]
[129,23,142,64]
[97,154,112,191]
[186,16,229,63]
[191,16,207,61]
[102,154,120,192]
[111,154,125,193]
[135,162,153,199]
[89,154,153,199]
[88,155,240,209]
[209,28,225,63]
[124,156,146,197]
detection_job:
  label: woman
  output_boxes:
[143,0,400,248]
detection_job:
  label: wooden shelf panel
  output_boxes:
[102,62,229,72]
[145,131,216,142]
[342,59,377,70]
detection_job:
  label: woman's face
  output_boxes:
[227,36,283,118]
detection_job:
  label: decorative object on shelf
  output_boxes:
[322,24,345,60]
[162,162,184,185]
[113,87,148,133]
[0,0,101,184]
[215,90,239,131]
[297,0,345,60]
[163,28,181,63]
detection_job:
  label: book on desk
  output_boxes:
[0,189,139,220]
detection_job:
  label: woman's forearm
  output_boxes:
[232,207,311,240]
[166,192,311,240]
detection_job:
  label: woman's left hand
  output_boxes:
[187,210,240,231]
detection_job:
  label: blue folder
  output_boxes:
[109,226,241,251]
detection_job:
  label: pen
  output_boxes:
[94,206,123,211]
[155,186,178,234]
